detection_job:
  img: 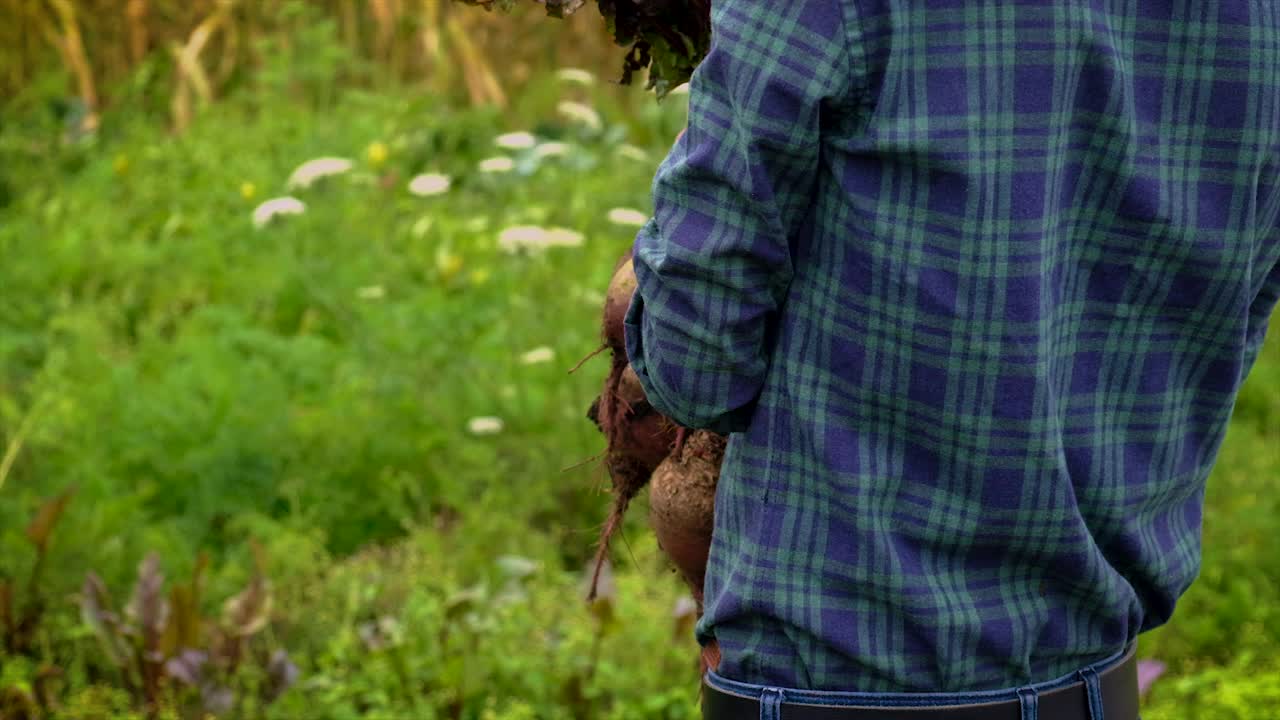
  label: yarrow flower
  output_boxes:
[498,226,547,253]
[408,173,451,197]
[467,416,504,435]
[252,197,306,228]
[287,157,353,190]
[519,347,556,365]
[557,101,603,131]
[555,68,596,86]
[497,225,585,254]
[607,208,649,227]
[532,142,571,160]
[615,144,650,162]
[494,132,537,150]
[478,156,515,174]
[545,228,585,248]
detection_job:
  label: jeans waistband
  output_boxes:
[704,642,1136,710]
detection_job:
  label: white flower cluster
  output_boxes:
[494,132,537,150]
[252,197,306,228]
[467,416,504,435]
[533,142,570,160]
[519,347,555,365]
[555,68,596,86]
[497,226,585,254]
[478,156,515,174]
[557,101,603,132]
[408,173,451,197]
[606,208,649,227]
[287,157,353,190]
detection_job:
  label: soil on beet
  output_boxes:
[649,430,724,604]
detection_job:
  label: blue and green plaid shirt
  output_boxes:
[624,0,1280,693]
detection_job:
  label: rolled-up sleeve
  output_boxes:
[624,0,856,434]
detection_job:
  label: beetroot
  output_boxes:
[649,430,724,605]
[586,249,727,608]
[602,254,637,352]
[586,347,679,599]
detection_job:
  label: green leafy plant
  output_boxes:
[1,488,75,658]
[80,548,297,719]
[0,35,1273,719]
[0,489,75,720]
[456,0,711,97]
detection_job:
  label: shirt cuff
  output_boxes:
[623,291,755,435]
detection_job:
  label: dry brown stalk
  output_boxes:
[46,0,99,128]
[126,0,149,63]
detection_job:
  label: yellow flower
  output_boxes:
[366,141,389,168]
[437,250,464,281]
[240,182,257,201]
[469,268,492,286]
[112,153,129,176]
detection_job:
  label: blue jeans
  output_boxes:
[703,642,1136,720]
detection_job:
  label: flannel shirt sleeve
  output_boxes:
[623,0,855,434]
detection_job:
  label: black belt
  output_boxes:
[703,644,1139,720]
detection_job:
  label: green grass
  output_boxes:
[0,62,1277,718]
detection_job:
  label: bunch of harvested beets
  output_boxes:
[452,0,724,642]
[585,250,725,610]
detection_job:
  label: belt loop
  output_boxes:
[1078,666,1105,720]
[760,687,785,720]
[1017,686,1039,720]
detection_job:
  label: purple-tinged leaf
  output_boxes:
[126,554,170,707]
[0,686,38,719]
[164,649,208,687]
[202,685,235,716]
[80,573,129,667]
[265,649,300,701]
[1,580,13,652]
[25,487,76,555]
[1137,659,1167,697]
[34,664,64,712]
[125,553,170,652]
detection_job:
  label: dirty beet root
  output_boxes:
[586,349,679,599]
[649,430,724,606]
[585,250,681,599]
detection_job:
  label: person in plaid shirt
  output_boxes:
[624,0,1280,718]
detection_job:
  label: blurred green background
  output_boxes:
[0,1,1276,718]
